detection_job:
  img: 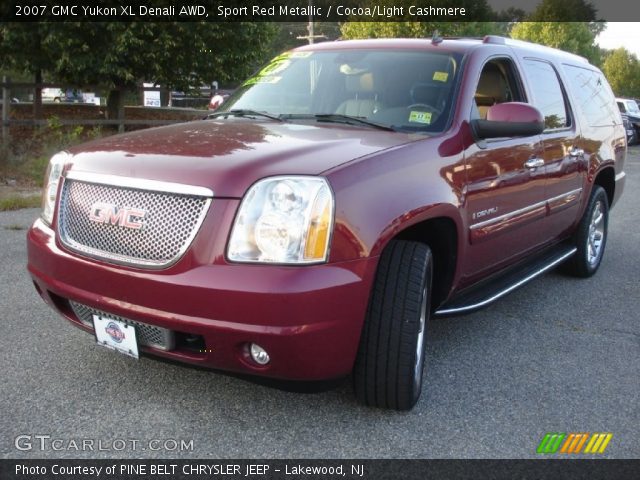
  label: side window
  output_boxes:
[618,102,626,113]
[473,58,525,120]
[564,64,619,127]
[522,59,570,130]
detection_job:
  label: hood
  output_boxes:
[66,119,418,197]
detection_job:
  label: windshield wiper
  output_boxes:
[280,113,396,131]
[207,109,284,122]
[311,114,396,131]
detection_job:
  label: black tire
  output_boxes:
[353,240,432,410]
[565,185,609,277]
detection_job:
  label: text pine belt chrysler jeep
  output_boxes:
[27,37,626,410]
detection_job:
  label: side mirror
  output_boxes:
[472,102,544,139]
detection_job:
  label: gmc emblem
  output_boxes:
[89,202,146,230]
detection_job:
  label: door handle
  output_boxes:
[569,147,585,157]
[524,158,545,169]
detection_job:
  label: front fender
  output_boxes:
[325,136,466,262]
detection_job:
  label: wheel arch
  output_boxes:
[389,215,460,310]
[593,166,615,208]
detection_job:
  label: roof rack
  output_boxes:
[436,36,507,44]
[483,35,506,45]
[440,36,485,40]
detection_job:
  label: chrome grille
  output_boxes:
[70,301,174,351]
[57,175,211,268]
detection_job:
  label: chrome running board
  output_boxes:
[434,245,577,317]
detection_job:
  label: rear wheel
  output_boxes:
[565,186,609,277]
[353,240,432,410]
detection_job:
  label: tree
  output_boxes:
[1,22,277,118]
[341,21,510,40]
[533,0,606,38]
[528,0,602,28]
[53,22,276,117]
[340,0,505,39]
[508,0,605,65]
[601,48,640,98]
[494,7,527,23]
[510,22,602,65]
[0,23,59,118]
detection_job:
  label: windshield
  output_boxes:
[219,48,462,132]
[626,100,640,114]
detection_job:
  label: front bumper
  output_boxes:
[27,218,377,380]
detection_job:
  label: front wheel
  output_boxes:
[565,186,609,277]
[353,240,432,410]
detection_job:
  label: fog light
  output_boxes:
[250,343,270,365]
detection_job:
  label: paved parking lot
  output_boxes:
[1,147,639,459]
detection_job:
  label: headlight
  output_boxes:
[41,152,68,225]
[228,176,334,264]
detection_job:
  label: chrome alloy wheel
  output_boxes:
[587,200,605,266]
[414,287,428,388]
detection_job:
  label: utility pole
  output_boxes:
[296,0,326,45]
[308,13,314,45]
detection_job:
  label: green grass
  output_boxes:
[1,143,57,187]
[1,119,105,187]
[0,195,41,211]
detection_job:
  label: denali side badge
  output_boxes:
[89,202,146,230]
[472,207,498,220]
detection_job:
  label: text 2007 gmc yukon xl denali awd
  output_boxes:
[27,37,626,410]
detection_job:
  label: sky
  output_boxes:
[596,23,640,58]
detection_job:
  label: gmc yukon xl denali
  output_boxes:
[27,37,626,410]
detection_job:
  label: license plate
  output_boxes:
[93,315,139,359]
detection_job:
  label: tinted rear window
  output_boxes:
[563,64,620,127]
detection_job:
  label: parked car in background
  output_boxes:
[41,88,63,102]
[42,88,84,103]
[622,113,637,145]
[28,36,626,410]
[617,98,640,143]
[169,85,211,108]
[170,83,232,110]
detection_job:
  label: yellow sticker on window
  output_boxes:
[409,111,432,124]
[433,71,449,82]
[259,59,291,76]
[243,75,282,86]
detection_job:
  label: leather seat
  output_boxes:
[475,65,509,119]
[336,72,382,118]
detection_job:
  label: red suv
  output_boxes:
[27,37,626,410]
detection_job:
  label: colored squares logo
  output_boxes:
[537,433,612,454]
